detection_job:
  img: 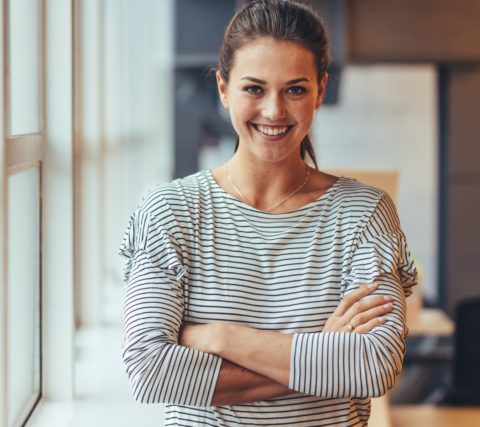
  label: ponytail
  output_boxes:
[300,135,319,169]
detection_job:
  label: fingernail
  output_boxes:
[384,303,393,309]
[384,295,393,301]
[367,283,378,289]
[378,317,386,323]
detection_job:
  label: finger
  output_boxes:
[343,294,393,321]
[335,283,378,316]
[350,302,393,328]
[343,322,354,333]
[353,316,387,334]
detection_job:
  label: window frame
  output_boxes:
[1,0,46,425]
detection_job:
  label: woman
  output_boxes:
[120,1,417,425]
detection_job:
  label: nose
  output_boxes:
[261,93,286,121]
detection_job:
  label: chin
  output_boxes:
[253,147,300,165]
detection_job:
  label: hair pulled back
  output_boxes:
[218,0,330,168]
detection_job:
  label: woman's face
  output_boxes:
[217,37,327,165]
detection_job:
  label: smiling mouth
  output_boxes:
[251,123,294,137]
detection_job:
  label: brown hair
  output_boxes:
[217,0,329,169]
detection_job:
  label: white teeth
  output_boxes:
[255,124,289,136]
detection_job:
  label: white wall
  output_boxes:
[315,65,438,301]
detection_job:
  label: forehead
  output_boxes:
[230,37,317,82]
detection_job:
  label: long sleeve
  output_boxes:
[289,192,417,398]
[119,205,222,406]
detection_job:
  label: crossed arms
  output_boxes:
[123,254,403,407]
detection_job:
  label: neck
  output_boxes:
[225,153,309,211]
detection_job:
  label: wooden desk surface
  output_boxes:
[392,405,480,427]
[407,308,455,336]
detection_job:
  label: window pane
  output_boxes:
[7,168,41,427]
[8,0,41,135]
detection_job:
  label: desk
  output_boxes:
[407,308,455,337]
[392,405,480,427]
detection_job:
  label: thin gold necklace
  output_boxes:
[224,163,311,213]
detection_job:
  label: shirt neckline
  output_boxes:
[204,169,342,218]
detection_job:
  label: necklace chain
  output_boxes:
[225,163,311,213]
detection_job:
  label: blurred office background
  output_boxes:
[0,0,479,426]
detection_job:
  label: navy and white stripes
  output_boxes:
[120,170,417,426]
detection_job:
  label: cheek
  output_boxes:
[229,99,256,128]
[295,102,316,128]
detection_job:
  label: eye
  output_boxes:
[287,86,307,95]
[243,85,263,95]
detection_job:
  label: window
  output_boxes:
[7,168,41,427]
[1,0,44,426]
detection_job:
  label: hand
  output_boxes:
[323,283,393,333]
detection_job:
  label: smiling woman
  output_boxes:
[119,1,417,426]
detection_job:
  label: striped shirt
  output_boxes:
[120,170,417,426]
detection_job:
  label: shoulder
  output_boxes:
[136,170,211,215]
[336,177,387,204]
[327,177,398,226]
[333,177,391,209]
[129,170,214,240]
[335,177,403,236]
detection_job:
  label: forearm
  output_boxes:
[179,323,293,404]
[215,321,403,400]
[213,325,293,387]
[212,359,293,405]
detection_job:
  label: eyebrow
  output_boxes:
[240,76,310,85]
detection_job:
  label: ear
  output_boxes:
[315,72,329,110]
[216,71,229,109]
